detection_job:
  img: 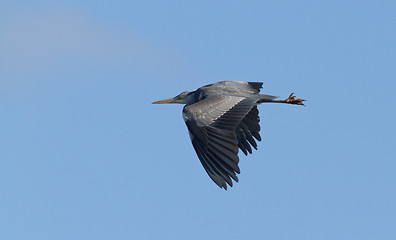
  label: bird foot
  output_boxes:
[285,93,306,105]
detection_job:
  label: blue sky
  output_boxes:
[1,1,395,239]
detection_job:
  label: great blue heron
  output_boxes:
[153,81,305,190]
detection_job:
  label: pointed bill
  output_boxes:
[152,98,176,104]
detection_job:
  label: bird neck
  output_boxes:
[184,91,203,105]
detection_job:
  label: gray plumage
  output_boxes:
[153,81,305,190]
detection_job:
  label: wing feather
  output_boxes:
[235,106,262,155]
[183,95,258,189]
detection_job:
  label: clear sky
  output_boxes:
[1,1,395,240]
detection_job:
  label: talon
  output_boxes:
[286,93,295,102]
[285,93,305,105]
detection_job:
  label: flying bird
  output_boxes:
[153,81,305,190]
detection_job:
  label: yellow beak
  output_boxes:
[152,98,176,104]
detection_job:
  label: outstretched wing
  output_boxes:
[183,95,258,189]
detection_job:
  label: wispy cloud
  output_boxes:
[0,6,184,88]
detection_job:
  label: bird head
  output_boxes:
[152,91,192,104]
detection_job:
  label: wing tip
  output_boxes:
[248,82,263,92]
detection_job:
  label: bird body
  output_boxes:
[153,81,305,190]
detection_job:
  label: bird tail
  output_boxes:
[257,94,278,103]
